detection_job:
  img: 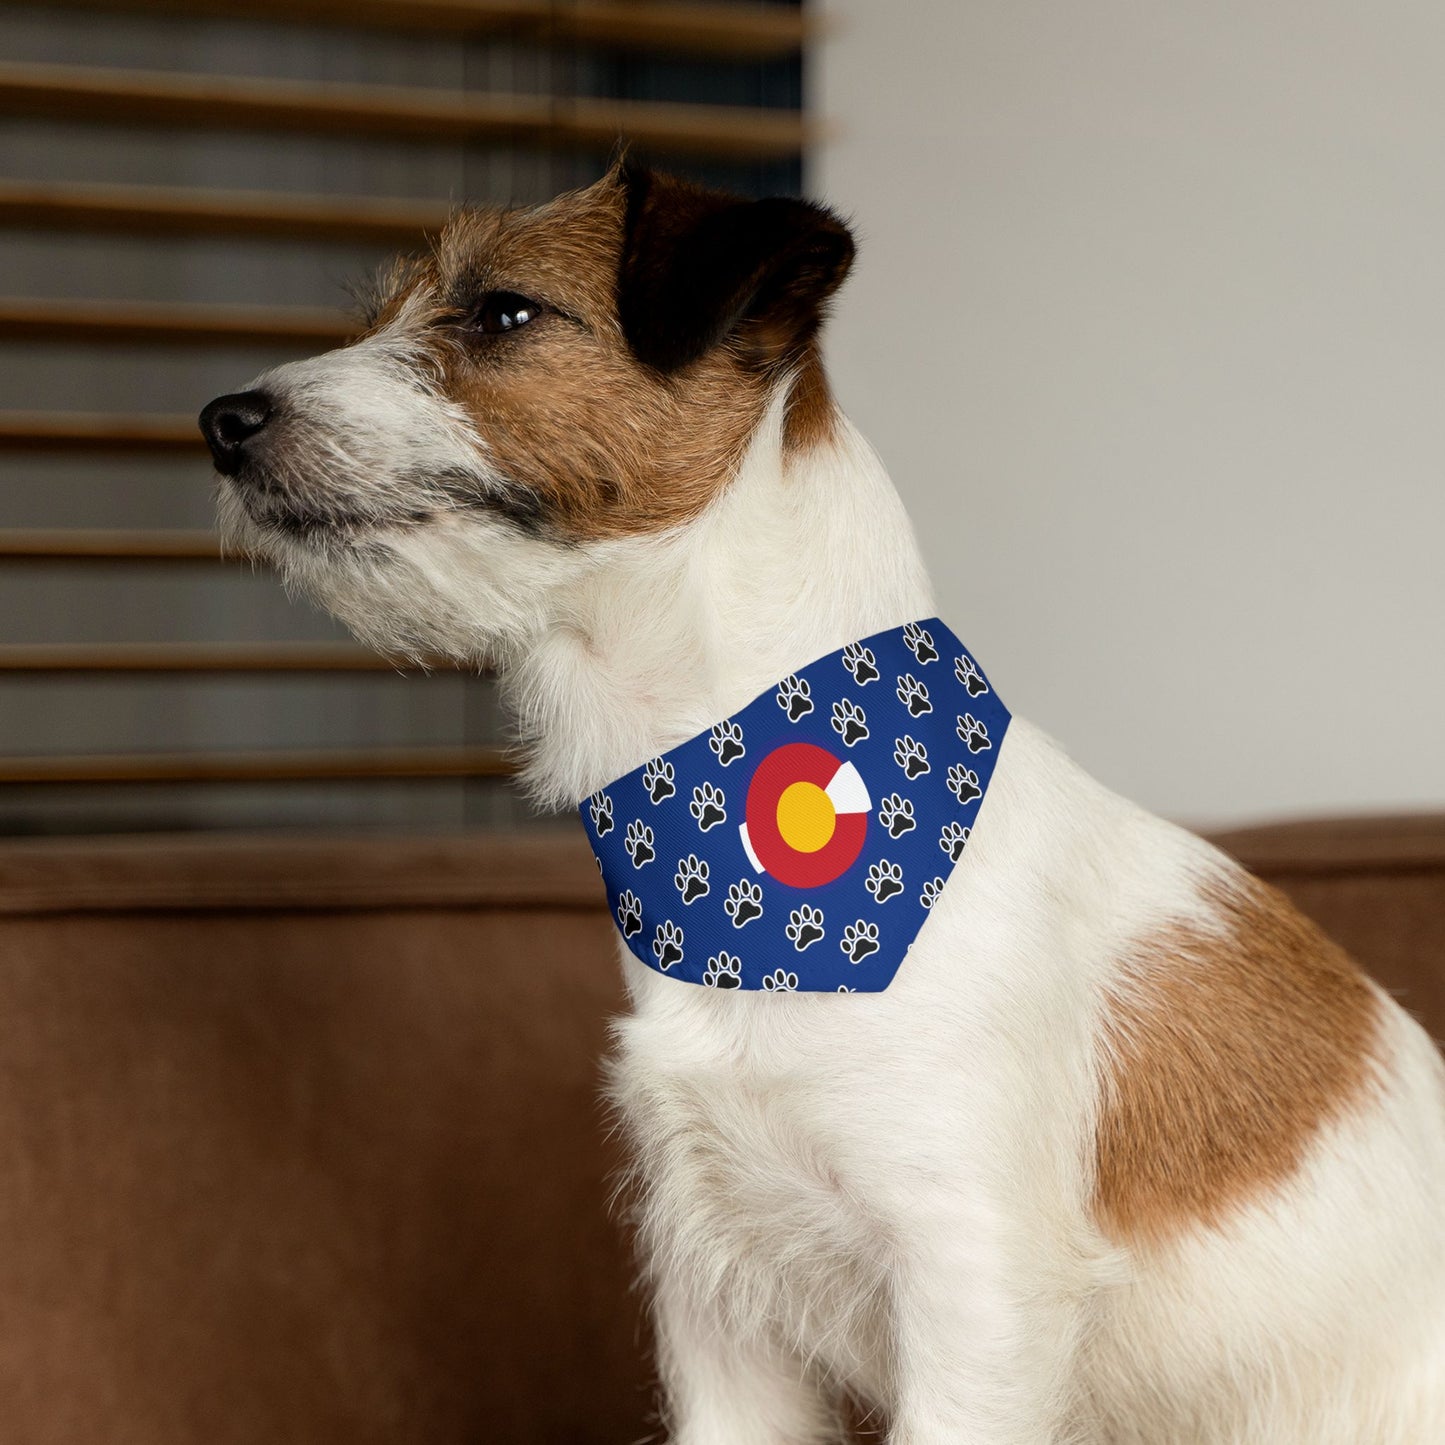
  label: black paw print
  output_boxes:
[643,758,675,804]
[724,879,763,928]
[947,764,982,805]
[703,951,742,989]
[896,674,932,717]
[920,877,946,909]
[762,969,799,992]
[879,792,916,839]
[841,642,879,685]
[690,781,727,832]
[785,905,825,951]
[776,674,813,721]
[840,920,881,964]
[830,697,869,747]
[865,859,905,904]
[957,714,992,753]
[615,889,642,938]
[709,719,746,766]
[903,622,938,664]
[893,735,930,779]
[674,854,710,904]
[652,920,684,971]
[954,653,989,697]
[939,822,971,861]
[588,791,614,836]
[624,819,655,868]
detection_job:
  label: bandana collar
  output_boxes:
[579,619,1010,993]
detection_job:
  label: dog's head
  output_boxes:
[200,164,854,661]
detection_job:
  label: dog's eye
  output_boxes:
[471,291,543,335]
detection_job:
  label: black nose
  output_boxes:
[199,390,273,475]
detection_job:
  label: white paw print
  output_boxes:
[893,735,929,779]
[939,822,971,861]
[920,877,946,909]
[623,818,655,867]
[615,888,642,938]
[762,968,799,992]
[840,920,881,964]
[903,621,938,664]
[709,718,746,766]
[841,641,879,684]
[957,713,992,753]
[864,859,905,903]
[690,780,727,832]
[642,758,675,803]
[879,792,916,839]
[830,696,869,747]
[652,920,684,970]
[704,951,742,989]
[785,905,825,951]
[947,763,982,806]
[588,790,614,835]
[724,879,764,927]
[954,652,989,697]
[776,674,813,721]
[896,673,932,717]
[674,853,710,904]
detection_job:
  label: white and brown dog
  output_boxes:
[201,164,1445,1444]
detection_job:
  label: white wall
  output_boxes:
[812,0,1445,827]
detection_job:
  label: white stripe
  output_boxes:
[825,760,871,816]
[738,822,765,872]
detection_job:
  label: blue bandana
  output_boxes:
[579,620,1010,993]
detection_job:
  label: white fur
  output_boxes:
[221,349,1445,1443]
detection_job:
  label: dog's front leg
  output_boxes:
[653,1275,841,1445]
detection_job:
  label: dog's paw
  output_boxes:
[903,621,938,664]
[642,757,675,804]
[896,673,932,718]
[724,879,764,928]
[588,790,614,835]
[651,919,684,971]
[761,968,800,992]
[893,734,930,779]
[920,876,946,909]
[947,763,982,805]
[879,792,916,839]
[708,718,746,766]
[623,818,655,868]
[841,641,879,685]
[776,673,814,722]
[939,821,971,861]
[957,713,992,754]
[690,781,727,832]
[864,858,904,904]
[830,697,869,747]
[703,951,742,989]
[840,920,880,964]
[615,888,643,938]
[674,853,710,904]
[785,905,825,951]
[954,651,989,697]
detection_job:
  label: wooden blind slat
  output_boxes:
[0,413,204,452]
[29,0,811,59]
[0,180,448,245]
[0,643,418,673]
[0,62,813,161]
[0,529,221,561]
[0,297,353,349]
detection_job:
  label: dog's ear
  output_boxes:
[616,162,855,374]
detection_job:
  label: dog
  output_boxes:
[200,162,1445,1443]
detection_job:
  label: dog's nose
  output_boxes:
[199,390,273,475]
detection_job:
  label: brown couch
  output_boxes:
[0,816,1440,1443]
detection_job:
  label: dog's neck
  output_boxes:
[505,391,936,808]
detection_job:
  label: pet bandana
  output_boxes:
[579,620,1010,993]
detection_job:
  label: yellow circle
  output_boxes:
[776,781,836,853]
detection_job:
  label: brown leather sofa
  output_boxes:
[0,816,1440,1444]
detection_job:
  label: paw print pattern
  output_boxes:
[903,621,939,664]
[897,674,932,717]
[703,952,742,989]
[879,792,916,839]
[954,652,989,697]
[865,859,905,904]
[642,758,675,804]
[920,877,947,909]
[947,764,982,806]
[830,697,869,747]
[615,889,642,938]
[623,819,655,868]
[777,674,813,722]
[939,822,971,861]
[724,879,764,928]
[785,905,825,951]
[836,985,857,994]
[841,642,879,685]
[652,920,684,970]
[762,969,800,992]
[588,791,614,836]
[893,735,930,779]
[709,719,746,766]
[957,713,992,754]
[690,781,727,832]
[841,920,881,964]
[674,854,710,904]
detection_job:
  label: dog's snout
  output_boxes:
[199,390,274,475]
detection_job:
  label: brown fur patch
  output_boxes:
[782,344,840,456]
[1094,873,1382,1246]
